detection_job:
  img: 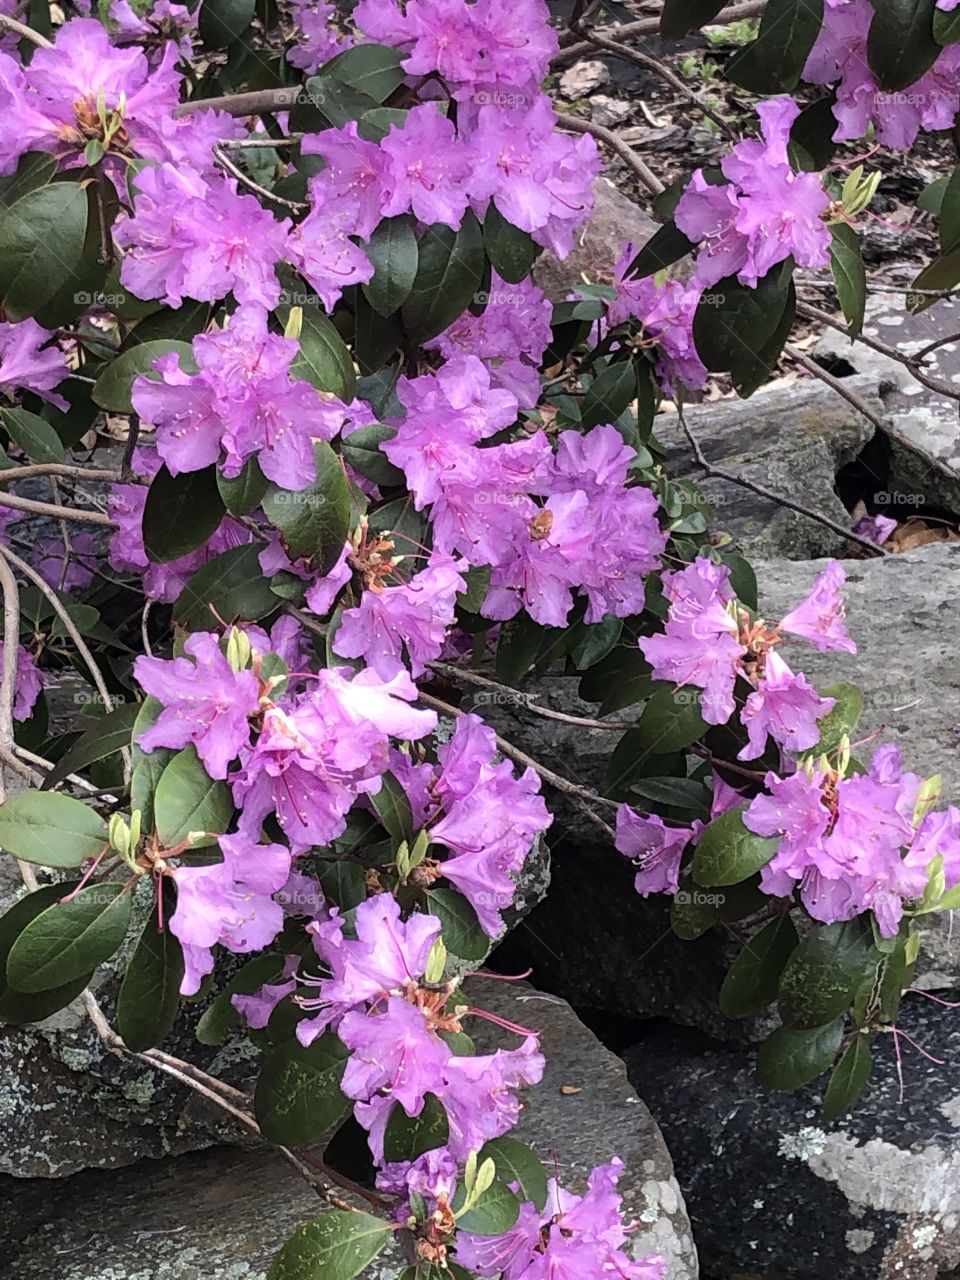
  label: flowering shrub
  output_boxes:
[0,0,958,1275]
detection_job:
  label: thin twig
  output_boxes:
[428,661,633,731]
[417,689,618,838]
[121,413,141,482]
[217,135,305,148]
[213,145,306,213]
[0,11,52,45]
[0,464,120,487]
[0,491,115,526]
[174,87,297,119]
[12,743,118,798]
[677,403,889,557]
[557,116,665,196]
[0,545,132,775]
[554,0,765,57]
[50,477,73,593]
[796,300,960,404]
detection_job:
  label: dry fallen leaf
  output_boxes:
[560,1085,582,1096]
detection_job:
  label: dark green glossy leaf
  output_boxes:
[143,465,225,564]
[383,1092,449,1162]
[626,222,695,280]
[719,914,799,1018]
[427,887,492,961]
[633,683,708,754]
[267,1211,392,1280]
[691,804,778,888]
[867,0,940,90]
[41,701,139,792]
[1,406,64,463]
[198,0,256,47]
[0,183,88,320]
[483,204,539,284]
[753,0,824,90]
[479,1136,548,1211]
[777,918,878,1030]
[282,303,357,401]
[117,896,184,1051]
[362,215,418,316]
[660,0,727,39]
[92,340,194,414]
[756,1017,844,1089]
[823,1035,873,1119]
[402,212,485,344]
[255,1033,350,1145]
[262,442,351,573]
[829,223,866,338]
[218,458,269,516]
[370,770,414,844]
[173,543,278,629]
[0,881,91,1023]
[7,882,131,992]
[452,1179,520,1236]
[153,746,233,850]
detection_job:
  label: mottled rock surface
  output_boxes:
[2,983,698,1279]
[757,546,960,990]
[654,379,878,558]
[533,178,657,301]
[628,997,960,1280]
[813,295,960,512]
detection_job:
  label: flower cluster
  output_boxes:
[676,97,832,289]
[805,0,960,150]
[639,557,854,761]
[296,895,545,1162]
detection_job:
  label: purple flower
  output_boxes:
[0,319,68,408]
[428,714,552,935]
[232,668,436,851]
[381,104,473,229]
[132,305,348,489]
[852,513,896,547]
[458,1158,667,1280]
[170,832,291,995]
[134,630,261,779]
[638,557,743,724]
[332,554,468,679]
[0,640,42,721]
[286,0,352,72]
[231,954,300,1029]
[116,165,290,309]
[340,996,452,1114]
[778,561,856,653]
[738,650,835,761]
[34,533,97,593]
[615,807,692,897]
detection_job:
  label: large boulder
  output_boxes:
[813,295,960,513]
[2,982,699,1279]
[654,379,879,558]
[628,995,960,1279]
[756,546,960,990]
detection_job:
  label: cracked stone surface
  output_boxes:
[813,295,960,513]
[1,982,698,1280]
[628,995,960,1280]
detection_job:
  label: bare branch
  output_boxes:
[554,0,765,57]
[0,464,120,487]
[557,116,665,197]
[213,144,307,213]
[0,491,116,526]
[0,12,52,46]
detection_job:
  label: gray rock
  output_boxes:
[591,95,632,129]
[813,295,960,513]
[2,983,698,1279]
[756,546,960,990]
[627,996,960,1280]
[654,379,879,558]
[533,178,658,301]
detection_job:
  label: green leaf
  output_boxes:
[939,163,960,255]
[670,886,721,940]
[478,1136,548,1211]
[879,934,916,1022]
[267,1211,392,1280]
[0,152,57,211]
[143,465,225,564]
[719,914,799,1018]
[198,0,256,47]
[41,701,139,792]
[823,1035,873,1119]
[494,612,542,684]
[691,804,778,888]
[483,204,539,285]
[255,1033,350,1145]
[0,183,88,320]
[777,918,878,1030]
[633,683,708,754]
[154,747,233,849]
[625,776,711,811]
[7,882,131,992]
[362,215,419,316]
[262,442,351,572]
[370,770,413,844]
[402,212,485,344]
[867,0,941,91]
[626,222,695,280]
[934,4,960,41]
[92,340,194,414]
[282,303,357,401]
[117,899,183,1051]
[756,1017,844,1090]
[752,0,824,90]
[217,458,269,516]
[173,543,278,629]
[569,617,622,670]
[427,887,493,961]
[0,790,106,867]
[1,406,64,463]
[660,0,726,37]
[829,224,866,338]
[789,94,839,171]
[580,361,638,430]
[693,267,793,386]
[321,43,407,102]
[799,682,863,759]
[383,1092,449,1162]
[908,247,960,313]
[0,882,92,1023]
[340,424,404,487]
[453,1179,520,1235]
